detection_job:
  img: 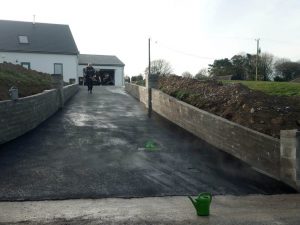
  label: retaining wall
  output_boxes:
[0,84,78,145]
[63,84,79,102]
[125,83,148,106]
[151,89,280,178]
[125,83,299,190]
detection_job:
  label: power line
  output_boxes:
[153,40,215,60]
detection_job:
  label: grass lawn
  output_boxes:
[223,80,300,96]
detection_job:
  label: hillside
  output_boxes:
[159,76,300,138]
[0,63,52,101]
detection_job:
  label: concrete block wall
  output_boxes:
[151,89,281,179]
[0,84,78,145]
[125,83,300,190]
[280,130,300,190]
[63,84,79,103]
[125,83,148,106]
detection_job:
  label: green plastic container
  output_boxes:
[188,192,212,216]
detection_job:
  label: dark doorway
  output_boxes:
[99,69,115,85]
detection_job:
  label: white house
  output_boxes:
[0,20,79,83]
[78,54,125,86]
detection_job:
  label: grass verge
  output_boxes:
[222,80,300,96]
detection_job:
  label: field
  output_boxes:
[222,80,300,96]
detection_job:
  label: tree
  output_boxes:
[182,71,193,78]
[230,53,258,80]
[194,68,209,80]
[274,59,300,81]
[231,54,248,80]
[244,53,257,80]
[259,53,274,81]
[208,58,233,77]
[124,75,130,83]
[144,59,173,76]
[131,74,143,82]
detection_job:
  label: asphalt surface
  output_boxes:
[0,86,296,201]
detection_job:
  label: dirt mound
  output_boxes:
[0,63,52,101]
[159,76,300,138]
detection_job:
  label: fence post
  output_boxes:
[280,129,300,191]
[51,74,64,109]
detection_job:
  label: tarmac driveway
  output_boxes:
[0,86,295,200]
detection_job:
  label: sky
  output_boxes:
[1,0,300,76]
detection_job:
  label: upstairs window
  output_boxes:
[18,35,29,44]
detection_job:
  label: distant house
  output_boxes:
[0,20,79,83]
[214,74,233,80]
[78,54,125,86]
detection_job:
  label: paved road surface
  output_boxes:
[0,86,295,200]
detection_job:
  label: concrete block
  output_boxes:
[281,168,296,184]
[280,129,300,138]
[281,157,296,170]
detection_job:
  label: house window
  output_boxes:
[21,62,30,69]
[54,63,63,75]
[18,35,29,44]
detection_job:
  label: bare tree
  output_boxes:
[194,68,209,80]
[144,59,173,76]
[182,71,193,78]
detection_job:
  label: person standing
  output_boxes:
[84,63,95,93]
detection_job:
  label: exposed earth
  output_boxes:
[159,76,300,138]
[0,63,52,101]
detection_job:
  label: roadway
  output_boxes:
[0,86,295,201]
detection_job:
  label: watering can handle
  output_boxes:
[199,192,212,203]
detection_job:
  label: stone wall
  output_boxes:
[0,84,78,145]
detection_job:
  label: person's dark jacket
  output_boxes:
[85,66,95,81]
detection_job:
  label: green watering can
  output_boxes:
[188,192,212,216]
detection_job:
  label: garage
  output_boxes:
[78,54,125,86]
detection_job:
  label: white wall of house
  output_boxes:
[0,52,78,83]
[78,65,124,86]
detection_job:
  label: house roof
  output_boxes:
[78,54,125,67]
[0,20,79,55]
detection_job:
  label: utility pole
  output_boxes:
[148,38,151,79]
[148,38,152,118]
[255,38,260,81]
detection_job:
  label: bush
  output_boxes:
[274,76,286,82]
[131,75,143,82]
